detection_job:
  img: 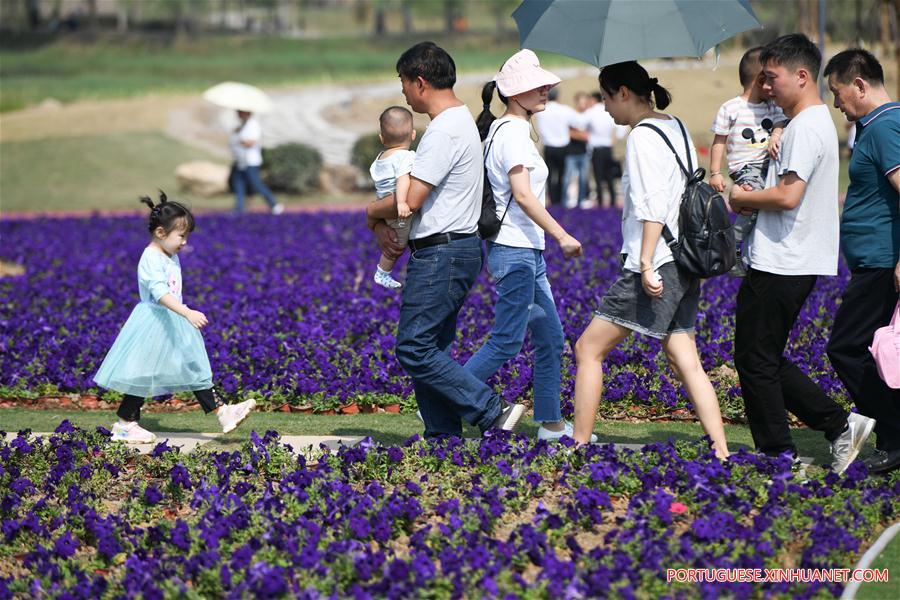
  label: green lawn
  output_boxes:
[0,131,367,213]
[0,33,573,113]
[854,532,900,600]
[0,132,220,212]
[0,407,870,467]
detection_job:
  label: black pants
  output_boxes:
[117,388,222,422]
[543,145,568,206]
[735,269,848,456]
[591,146,617,208]
[827,268,900,452]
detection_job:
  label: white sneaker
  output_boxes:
[374,269,402,289]
[537,420,598,443]
[830,412,876,474]
[271,203,285,215]
[491,403,525,431]
[218,398,256,433]
[110,420,157,444]
[416,409,423,422]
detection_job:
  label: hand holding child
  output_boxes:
[767,131,782,159]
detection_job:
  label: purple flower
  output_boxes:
[53,530,78,558]
[143,486,163,506]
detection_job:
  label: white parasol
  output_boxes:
[202,81,274,114]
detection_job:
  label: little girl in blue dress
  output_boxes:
[94,193,256,443]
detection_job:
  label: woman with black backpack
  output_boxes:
[570,62,730,459]
[465,49,586,441]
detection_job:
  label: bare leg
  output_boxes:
[573,318,631,444]
[662,332,730,459]
[378,253,397,272]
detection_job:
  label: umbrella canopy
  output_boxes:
[513,0,761,68]
[202,81,274,114]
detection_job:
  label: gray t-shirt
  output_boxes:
[409,105,482,239]
[745,104,840,276]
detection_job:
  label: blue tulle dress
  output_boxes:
[94,247,213,397]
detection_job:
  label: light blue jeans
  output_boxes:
[564,152,590,204]
[464,243,564,423]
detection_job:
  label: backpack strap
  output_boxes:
[635,120,690,177]
[635,119,692,249]
[484,120,514,227]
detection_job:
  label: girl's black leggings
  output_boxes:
[116,388,223,422]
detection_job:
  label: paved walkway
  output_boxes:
[165,56,727,168]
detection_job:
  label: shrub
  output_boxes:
[262,143,322,194]
[350,132,420,174]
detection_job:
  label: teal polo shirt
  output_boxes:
[841,102,900,270]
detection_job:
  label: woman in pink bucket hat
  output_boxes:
[464,49,593,442]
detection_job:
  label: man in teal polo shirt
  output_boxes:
[825,48,900,475]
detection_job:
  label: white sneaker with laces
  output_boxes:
[830,412,876,474]
[110,420,157,444]
[218,398,257,433]
[271,203,285,215]
[492,403,525,431]
[537,420,598,443]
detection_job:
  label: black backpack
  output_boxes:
[636,118,736,278]
[477,121,511,239]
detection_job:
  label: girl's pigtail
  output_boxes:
[476,81,498,141]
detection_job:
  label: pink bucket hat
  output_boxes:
[493,49,561,97]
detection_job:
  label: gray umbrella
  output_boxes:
[513,0,762,68]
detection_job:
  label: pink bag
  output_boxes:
[869,301,900,389]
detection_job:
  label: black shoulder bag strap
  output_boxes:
[484,120,514,227]
[635,117,693,249]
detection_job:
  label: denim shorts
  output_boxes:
[594,261,700,339]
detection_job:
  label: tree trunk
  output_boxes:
[374,6,386,35]
[402,1,413,33]
[86,0,98,30]
[117,0,129,33]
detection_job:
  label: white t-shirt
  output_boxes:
[409,105,482,239]
[710,96,785,173]
[745,104,840,276]
[484,117,548,250]
[584,103,628,149]
[229,116,263,169]
[620,116,698,273]
[369,149,416,198]
[535,101,580,148]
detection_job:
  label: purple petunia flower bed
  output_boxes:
[1,423,897,598]
[0,209,850,419]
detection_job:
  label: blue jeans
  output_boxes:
[231,165,277,212]
[564,152,590,204]
[465,244,564,423]
[396,235,502,438]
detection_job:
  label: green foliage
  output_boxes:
[350,132,420,173]
[262,143,322,194]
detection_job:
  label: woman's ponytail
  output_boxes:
[476,81,498,141]
[649,78,672,110]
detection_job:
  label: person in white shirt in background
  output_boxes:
[571,61,730,459]
[562,92,591,208]
[584,91,628,208]
[229,110,284,215]
[536,88,581,206]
